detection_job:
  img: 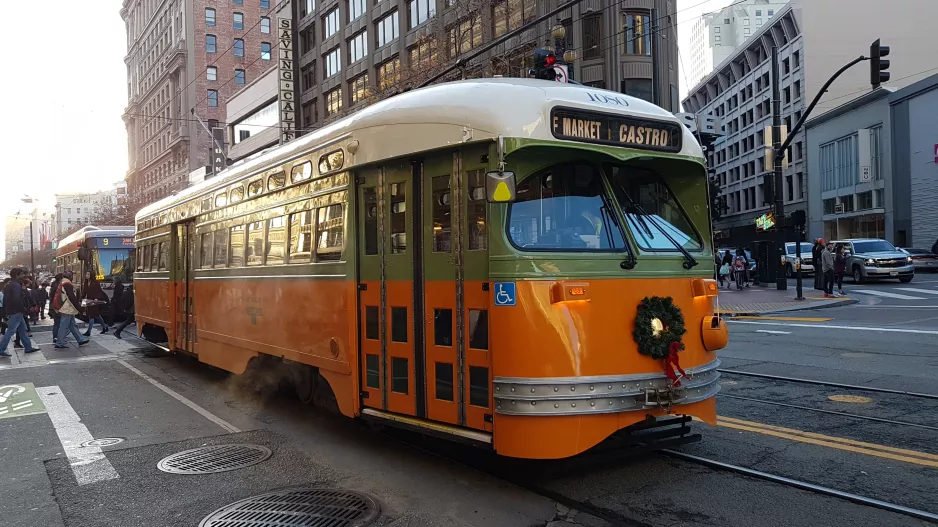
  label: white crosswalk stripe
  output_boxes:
[896,287,938,295]
[850,289,926,300]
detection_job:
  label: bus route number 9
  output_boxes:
[103,238,109,246]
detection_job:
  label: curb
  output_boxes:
[716,297,858,317]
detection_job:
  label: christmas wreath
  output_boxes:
[633,296,688,385]
[633,296,686,359]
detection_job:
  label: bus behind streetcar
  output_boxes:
[55,226,135,295]
[133,78,728,459]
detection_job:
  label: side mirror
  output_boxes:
[485,171,516,203]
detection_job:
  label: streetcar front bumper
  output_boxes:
[493,359,721,417]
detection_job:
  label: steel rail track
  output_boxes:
[719,369,938,400]
[719,394,938,432]
[661,450,938,524]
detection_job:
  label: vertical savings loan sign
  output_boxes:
[278,17,296,144]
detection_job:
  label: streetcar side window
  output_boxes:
[142,245,152,271]
[200,232,214,269]
[230,225,246,267]
[158,242,168,270]
[266,216,286,265]
[507,163,626,252]
[466,170,487,250]
[248,179,264,197]
[230,185,245,203]
[150,243,160,270]
[291,161,313,182]
[136,248,145,271]
[214,230,229,268]
[267,171,286,191]
[215,192,227,207]
[289,210,314,264]
[316,203,346,261]
[246,221,265,265]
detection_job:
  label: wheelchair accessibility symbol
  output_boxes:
[494,282,516,306]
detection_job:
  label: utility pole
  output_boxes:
[651,8,661,107]
[29,220,35,275]
[771,46,786,290]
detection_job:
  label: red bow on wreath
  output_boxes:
[664,341,687,386]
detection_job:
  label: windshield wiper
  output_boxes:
[600,202,636,270]
[616,188,699,270]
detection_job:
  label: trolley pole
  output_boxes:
[29,220,35,276]
[771,47,786,290]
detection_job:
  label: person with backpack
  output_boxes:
[81,271,109,336]
[0,268,39,357]
[52,270,89,349]
[49,273,62,343]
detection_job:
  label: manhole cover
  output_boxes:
[199,488,380,527]
[158,444,272,475]
[81,438,124,447]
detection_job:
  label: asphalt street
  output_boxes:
[1,283,936,527]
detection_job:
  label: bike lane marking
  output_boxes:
[37,386,119,486]
[0,383,47,419]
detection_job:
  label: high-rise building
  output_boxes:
[287,0,681,132]
[121,0,277,205]
[688,0,788,85]
[55,190,120,237]
[682,0,938,247]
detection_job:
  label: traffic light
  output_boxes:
[870,39,890,88]
[532,49,557,81]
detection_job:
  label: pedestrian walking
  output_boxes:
[720,250,733,289]
[109,277,125,326]
[33,282,49,321]
[834,245,847,297]
[49,273,62,343]
[821,242,835,298]
[81,271,109,336]
[113,286,135,339]
[812,239,824,290]
[0,268,40,357]
[52,270,89,349]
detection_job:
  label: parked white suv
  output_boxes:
[783,242,815,277]
[832,238,914,283]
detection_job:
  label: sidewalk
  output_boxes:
[715,283,856,315]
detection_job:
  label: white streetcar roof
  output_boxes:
[138,78,702,221]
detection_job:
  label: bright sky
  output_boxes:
[0,1,128,213]
[676,0,734,105]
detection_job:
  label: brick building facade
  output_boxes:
[121,0,275,205]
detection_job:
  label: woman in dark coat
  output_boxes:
[81,272,110,336]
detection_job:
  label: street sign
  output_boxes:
[552,65,568,83]
[0,383,47,420]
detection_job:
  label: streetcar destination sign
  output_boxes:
[550,107,683,153]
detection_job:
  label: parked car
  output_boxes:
[899,248,938,272]
[832,238,914,283]
[717,248,757,279]
[783,242,814,277]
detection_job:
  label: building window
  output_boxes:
[207,66,217,81]
[259,42,271,60]
[744,18,750,25]
[377,56,401,90]
[870,125,884,180]
[325,87,343,117]
[301,0,316,17]
[714,26,720,33]
[205,8,216,26]
[234,38,244,56]
[755,9,762,16]
[301,63,317,91]
[744,27,750,36]
[409,37,439,70]
[301,26,316,54]
[715,35,721,43]
[756,18,762,25]
[622,79,653,104]
[302,100,318,125]
[408,0,435,29]
[581,14,602,60]
[261,17,271,34]
[623,13,651,55]
[348,30,368,63]
[492,0,535,37]
[349,0,366,22]
[376,11,399,48]
[768,9,774,16]
[207,90,218,107]
[235,69,245,84]
[234,12,244,30]
[206,35,217,53]
[324,7,339,38]
[449,15,482,57]
[325,47,341,77]
[233,0,243,4]
[350,74,368,105]
[261,0,270,8]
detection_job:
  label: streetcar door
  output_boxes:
[171,221,195,353]
[421,148,492,430]
[357,161,417,415]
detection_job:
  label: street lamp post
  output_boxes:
[550,18,576,81]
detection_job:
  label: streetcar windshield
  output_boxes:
[605,164,702,252]
[507,162,626,251]
[94,248,132,282]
